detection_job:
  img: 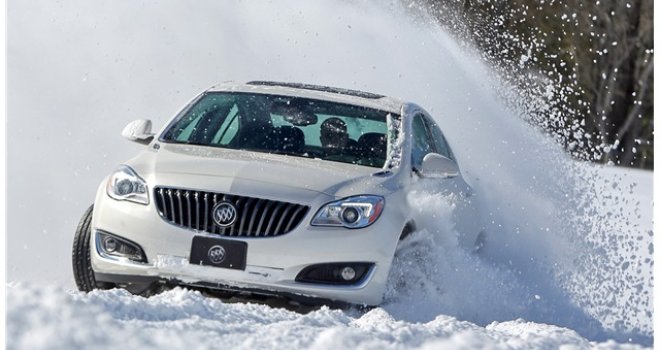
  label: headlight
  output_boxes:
[106,165,149,205]
[311,195,385,229]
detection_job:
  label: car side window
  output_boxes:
[411,114,434,170]
[423,116,453,160]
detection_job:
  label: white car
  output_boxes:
[72,81,482,306]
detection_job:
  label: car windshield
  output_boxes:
[160,92,397,168]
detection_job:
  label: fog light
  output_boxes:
[96,231,147,263]
[295,262,373,285]
[341,207,360,224]
[340,266,356,280]
[103,237,118,252]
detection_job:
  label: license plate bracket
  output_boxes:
[189,236,247,270]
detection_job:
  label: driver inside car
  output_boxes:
[320,117,354,157]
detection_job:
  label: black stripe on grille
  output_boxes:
[154,187,309,237]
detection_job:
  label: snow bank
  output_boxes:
[6,284,646,350]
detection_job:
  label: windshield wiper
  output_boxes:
[265,149,315,159]
[173,140,211,147]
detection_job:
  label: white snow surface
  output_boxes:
[7,0,653,348]
[5,283,646,350]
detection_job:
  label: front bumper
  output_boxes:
[90,180,405,306]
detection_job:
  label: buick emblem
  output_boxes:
[212,201,237,227]
[207,245,226,264]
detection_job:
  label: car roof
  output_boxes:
[207,81,405,115]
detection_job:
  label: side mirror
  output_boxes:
[418,153,459,179]
[122,119,155,145]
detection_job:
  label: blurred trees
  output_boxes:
[420,0,653,169]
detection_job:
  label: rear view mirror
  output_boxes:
[418,153,459,179]
[122,119,155,145]
[270,100,318,126]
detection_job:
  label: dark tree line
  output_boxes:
[417,0,653,169]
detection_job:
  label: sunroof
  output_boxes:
[246,81,385,99]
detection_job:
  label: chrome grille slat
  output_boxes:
[176,190,183,226]
[284,205,306,232]
[167,189,176,223]
[247,200,265,236]
[185,192,191,229]
[154,186,309,238]
[194,192,200,230]
[212,194,219,235]
[255,201,275,237]
[237,198,254,236]
[264,202,285,236]
[203,193,209,232]
[273,204,294,235]
[156,188,165,215]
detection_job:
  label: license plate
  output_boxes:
[189,236,247,270]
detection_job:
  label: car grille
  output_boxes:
[154,186,310,237]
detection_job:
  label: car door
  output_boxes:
[411,113,480,247]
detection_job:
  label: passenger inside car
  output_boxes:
[320,117,349,153]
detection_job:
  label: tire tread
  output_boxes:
[72,205,98,292]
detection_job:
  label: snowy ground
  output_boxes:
[6,0,653,348]
[4,284,646,350]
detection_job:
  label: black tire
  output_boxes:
[72,205,113,292]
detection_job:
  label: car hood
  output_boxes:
[130,144,398,198]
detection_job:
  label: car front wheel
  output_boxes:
[72,205,114,292]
